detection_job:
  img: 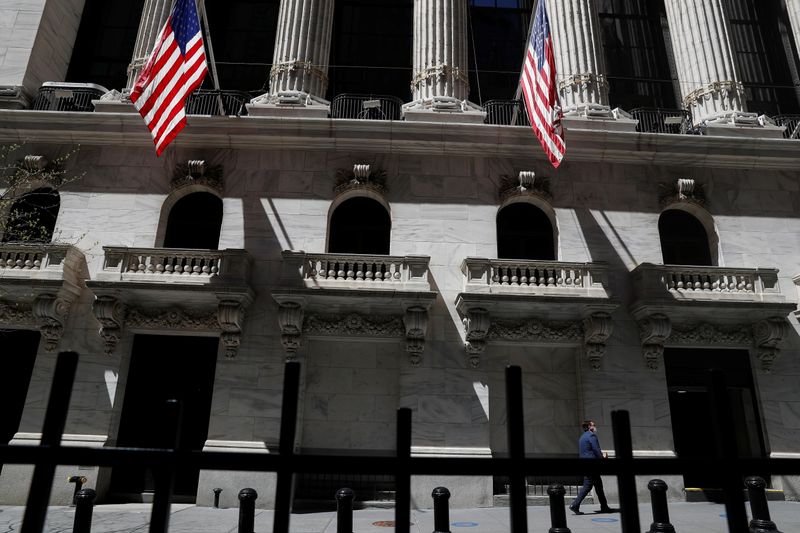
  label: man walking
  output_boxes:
[569,420,616,515]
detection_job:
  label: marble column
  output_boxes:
[663,0,752,125]
[248,0,334,116]
[786,0,800,60]
[403,0,484,122]
[546,0,611,116]
[126,0,172,90]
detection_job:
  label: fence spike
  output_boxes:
[611,410,640,533]
[505,365,528,533]
[274,361,300,533]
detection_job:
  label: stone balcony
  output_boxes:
[455,258,618,368]
[0,244,85,351]
[86,247,254,357]
[629,263,796,372]
[272,251,437,365]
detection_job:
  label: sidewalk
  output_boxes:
[1,501,799,533]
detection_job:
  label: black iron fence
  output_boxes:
[2,351,799,533]
[771,115,800,139]
[484,99,530,126]
[31,83,108,112]
[629,108,697,135]
[330,94,404,120]
[185,90,251,116]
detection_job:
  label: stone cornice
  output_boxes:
[1,110,799,170]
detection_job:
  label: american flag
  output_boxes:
[131,0,208,156]
[520,0,565,168]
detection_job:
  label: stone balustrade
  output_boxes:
[0,244,82,281]
[461,257,610,298]
[282,251,431,292]
[96,246,251,284]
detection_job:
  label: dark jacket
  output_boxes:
[578,430,603,459]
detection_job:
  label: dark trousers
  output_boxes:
[571,475,609,510]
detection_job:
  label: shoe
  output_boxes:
[569,505,583,515]
[597,507,618,513]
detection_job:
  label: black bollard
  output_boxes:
[336,488,355,533]
[213,488,223,509]
[73,488,96,533]
[238,488,258,533]
[546,484,571,533]
[68,475,88,506]
[745,477,782,533]
[647,479,676,533]
[432,487,451,533]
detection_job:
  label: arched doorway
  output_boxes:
[163,192,223,250]
[658,209,713,265]
[496,202,555,260]
[328,196,391,255]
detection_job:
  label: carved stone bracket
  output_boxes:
[403,306,428,367]
[32,294,71,351]
[171,160,223,193]
[462,308,490,368]
[92,296,126,355]
[658,178,706,208]
[498,171,552,202]
[638,314,672,370]
[217,300,246,359]
[583,312,613,371]
[334,164,388,196]
[278,301,305,360]
[753,317,789,373]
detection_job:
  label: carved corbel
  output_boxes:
[217,300,246,358]
[32,294,70,351]
[277,301,304,360]
[463,308,490,368]
[583,312,613,371]
[753,317,789,373]
[403,306,428,367]
[638,314,671,370]
[92,296,125,355]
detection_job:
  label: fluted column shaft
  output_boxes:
[546,0,610,114]
[268,0,335,101]
[664,0,746,123]
[127,0,172,89]
[411,0,469,102]
[785,0,800,58]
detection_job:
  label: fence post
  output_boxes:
[546,484,571,533]
[646,479,675,533]
[68,476,87,505]
[238,488,258,533]
[432,487,451,533]
[336,488,355,533]
[73,488,96,533]
[744,477,782,533]
[213,488,223,508]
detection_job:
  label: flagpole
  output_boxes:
[197,0,226,116]
[512,0,539,125]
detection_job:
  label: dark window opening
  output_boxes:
[328,197,391,255]
[163,192,223,250]
[664,348,767,488]
[658,209,713,266]
[204,0,280,94]
[467,0,533,104]
[725,0,800,115]
[2,188,60,243]
[0,330,40,475]
[327,0,413,101]
[496,203,555,260]
[597,0,678,109]
[110,334,218,499]
[66,0,144,90]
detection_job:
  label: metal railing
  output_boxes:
[185,90,251,116]
[629,108,697,135]
[2,351,799,533]
[771,114,800,139]
[483,99,530,126]
[31,82,108,112]
[330,94,404,120]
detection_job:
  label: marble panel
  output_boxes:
[412,422,446,446]
[630,426,674,451]
[302,420,351,449]
[523,373,578,400]
[779,402,800,429]
[553,399,579,426]
[418,395,473,424]
[527,425,575,454]
[207,415,254,441]
[351,368,398,395]
[227,388,282,418]
[523,399,555,426]
[602,398,657,427]
[252,417,281,444]
[326,393,378,422]
[305,366,354,394]
[213,362,261,387]
[349,422,394,449]
[210,387,230,416]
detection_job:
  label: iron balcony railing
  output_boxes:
[185,89,251,116]
[629,107,698,135]
[3,350,799,533]
[330,93,404,120]
[771,114,800,139]
[31,82,108,112]
[483,99,530,126]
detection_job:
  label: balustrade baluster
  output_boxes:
[346,261,355,281]
[510,266,519,285]
[520,267,528,286]
[355,261,364,280]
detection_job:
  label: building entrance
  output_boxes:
[110,334,218,500]
[664,348,766,489]
[1,330,40,473]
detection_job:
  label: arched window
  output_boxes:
[2,188,60,243]
[496,202,555,260]
[163,192,223,250]
[328,197,391,255]
[659,209,713,266]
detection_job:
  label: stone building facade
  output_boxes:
[1,0,800,509]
